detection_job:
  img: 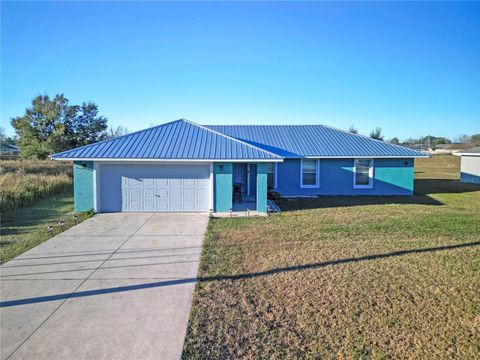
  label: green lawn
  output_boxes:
[0,192,91,264]
[183,155,480,359]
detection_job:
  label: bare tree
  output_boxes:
[107,126,129,139]
[369,127,384,141]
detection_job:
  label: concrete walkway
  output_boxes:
[0,213,209,360]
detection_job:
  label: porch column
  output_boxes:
[213,163,233,212]
[256,163,268,213]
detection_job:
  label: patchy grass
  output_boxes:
[183,155,480,359]
[0,160,73,212]
[0,192,92,264]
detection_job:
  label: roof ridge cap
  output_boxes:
[181,119,283,159]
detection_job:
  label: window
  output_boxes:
[354,159,374,188]
[267,163,276,189]
[301,159,319,188]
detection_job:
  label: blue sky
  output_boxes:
[2,1,479,141]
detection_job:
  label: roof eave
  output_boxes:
[49,157,284,162]
[300,154,431,159]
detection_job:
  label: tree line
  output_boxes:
[348,125,479,148]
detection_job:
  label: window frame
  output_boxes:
[267,162,278,189]
[300,159,320,188]
[353,158,374,189]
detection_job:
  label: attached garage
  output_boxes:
[97,163,211,212]
[52,119,285,213]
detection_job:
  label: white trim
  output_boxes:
[353,158,374,189]
[93,162,100,212]
[209,163,214,211]
[51,158,283,163]
[300,159,320,188]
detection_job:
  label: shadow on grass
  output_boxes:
[414,179,480,194]
[2,240,479,308]
[1,194,73,236]
[276,179,480,211]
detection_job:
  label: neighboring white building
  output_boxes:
[455,146,480,184]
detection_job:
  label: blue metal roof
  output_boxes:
[206,125,429,158]
[51,119,282,160]
[51,119,429,160]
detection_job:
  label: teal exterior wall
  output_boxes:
[275,158,414,196]
[375,159,414,194]
[73,161,94,212]
[256,163,268,212]
[214,162,233,212]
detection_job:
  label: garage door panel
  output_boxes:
[127,201,142,212]
[170,179,182,186]
[100,164,211,212]
[155,189,168,198]
[183,189,196,198]
[170,189,183,199]
[129,189,142,199]
[198,190,209,199]
[170,202,183,211]
[143,201,156,211]
[184,179,196,186]
[156,179,168,186]
[143,189,155,198]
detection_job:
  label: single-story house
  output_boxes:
[51,119,429,213]
[430,143,476,154]
[1,143,20,156]
[454,146,480,184]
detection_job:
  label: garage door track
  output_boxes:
[0,213,209,360]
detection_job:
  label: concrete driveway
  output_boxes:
[0,213,209,360]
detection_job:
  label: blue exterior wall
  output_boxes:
[256,163,268,212]
[73,161,94,212]
[275,158,414,196]
[460,172,480,184]
[214,162,233,212]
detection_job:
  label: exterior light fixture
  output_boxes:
[58,221,65,232]
[48,226,54,237]
[229,208,232,217]
[73,215,78,224]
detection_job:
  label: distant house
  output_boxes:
[51,119,429,213]
[430,143,476,154]
[0,143,20,156]
[454,147,480,184]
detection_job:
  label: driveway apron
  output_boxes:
[0,213,209,360]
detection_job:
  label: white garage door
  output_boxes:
[99,164,211,212]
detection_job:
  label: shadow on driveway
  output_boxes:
[2,240,478,308]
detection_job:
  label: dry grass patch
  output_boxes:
[0,160,72,212]
[183,156,480,359]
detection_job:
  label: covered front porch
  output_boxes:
[213,162,271,213]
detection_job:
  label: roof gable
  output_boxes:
[51,119,282,160]
[206,125,429,158]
